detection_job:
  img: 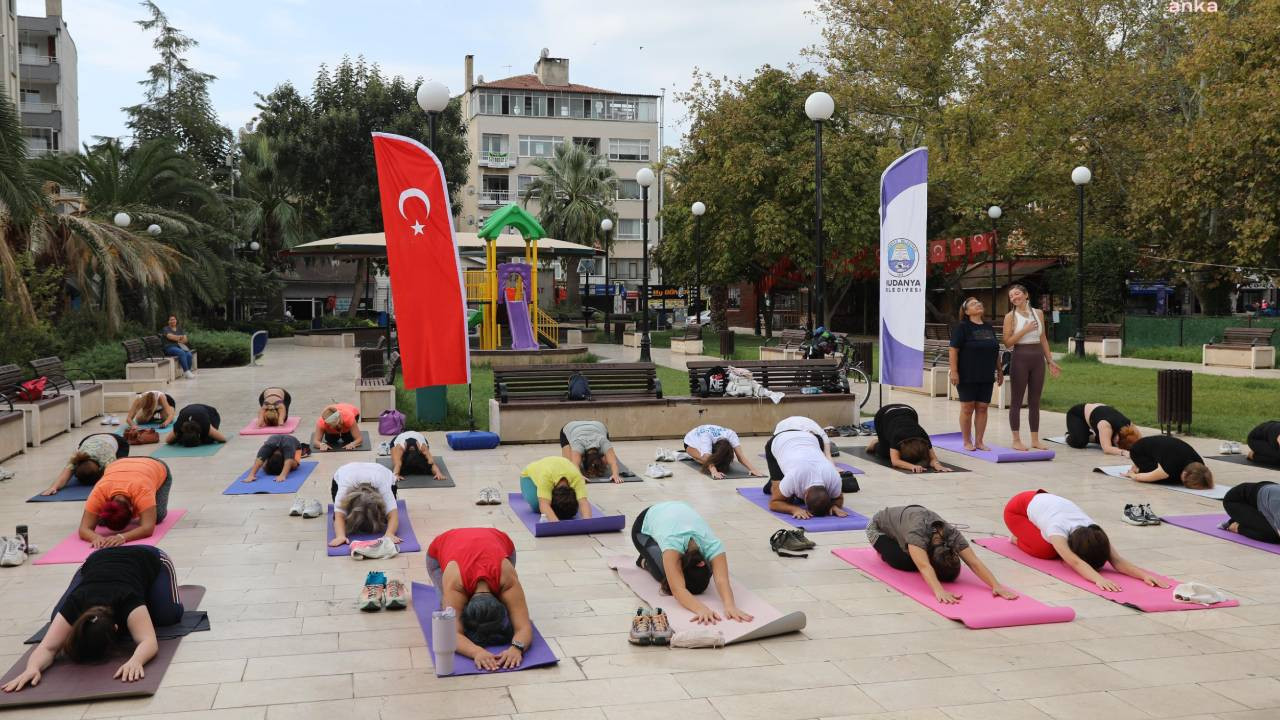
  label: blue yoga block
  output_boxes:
[447,431,500,450]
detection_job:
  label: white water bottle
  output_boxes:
[431,607,457,676]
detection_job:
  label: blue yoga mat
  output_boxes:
[28,483,95,503]
[223,461,318,495]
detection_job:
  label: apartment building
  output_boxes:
[1,0,17,108]
[17,0,77,155]
[459,50,660,291]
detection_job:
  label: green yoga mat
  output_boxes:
[152,441,226,458]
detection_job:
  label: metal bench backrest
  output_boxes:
[493,363,660,403]
[1222,327,1275,346]
[1084,323,1122,339]
[143,335,166,359]
[0,364,31,403]
[685,359,844,395]
[681,323,702,341]
[29,357,73,390]
[122,338,151,364]
[925,323,951,341]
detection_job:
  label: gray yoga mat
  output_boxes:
[1208,454,1280,470]
[316,430,371,452]
[853,445,969,473]
[376,456,456,488]
[585,461,639,483]
[679,457,759,479]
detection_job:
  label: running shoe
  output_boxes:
[1230,442,1241,455]
[1122,504,1150,526]
[1141,504,1161,525]
[0,467,13,481]
[1219,442,1233,455]
[358,583,385,611]
[384,579,408,610]
[99,415,115,425]
[649,608,673,646]
[302,499,323,519]
[289,497,305,517]
[377,441,392,456]
[486,487,503,505]
[654,447,678,462]
[110,416,121,426]
[475,488,491,505]
[0,536,27,567]
[645,463,672,479]
[628,608,653,646]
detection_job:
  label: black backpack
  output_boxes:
[566,372,593,401]
[698,366,729,398]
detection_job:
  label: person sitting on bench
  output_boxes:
[763,425,848,519]
[42,433,130,496]
[1222,481,1280,544]
[313,403,362,451]
[78,458,173,548]
[427,528,532,671]
[1,546,183,693]
[682,424,764,479]
[631,501,753,625]
[560,420,622,483]
[126,390,175,429]
[1246,421,1280,466]
[329,462,399,547]
[868,505,1019,604]
[244,434,304,484]
[1003,490,1166,592]
[390,430,445,481]
[1124,435,1213,489]
[865,403,951,473]
[163,403,227,447]
[1065,403,1141,456]
[257,387,292,427]
[519,456,591,521]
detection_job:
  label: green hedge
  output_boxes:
[62,331,252,380]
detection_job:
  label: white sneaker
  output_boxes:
[1230,442,1241,455]
[111,416,121,426]
[184,370,195,379]
[488,487,503,505]
[351,536,399,560]
[654,447,678,462]
[675,451,691,461]
[377,441,392,456]
[645,463,672,479]
[0,536,27,567]
[289,497,305,516]
[1219,442,1233,455]
[302,499,323,518]
[0,467,13,481]
[100,415,114,425]
[475,488,492,505]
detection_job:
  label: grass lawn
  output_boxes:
[395,365,494,432]
[1124,345,1204,363]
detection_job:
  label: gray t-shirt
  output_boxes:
[161,325,187,350]
[563,421,612,454]
[866,505,969,554]
[1258,484,1280,530]
[256,434,300,461]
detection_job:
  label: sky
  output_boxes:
[20,0,824,149]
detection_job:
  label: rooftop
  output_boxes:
[474,73,657,97]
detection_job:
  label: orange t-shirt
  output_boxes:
[315,403,359,432]
[85,458,168,516]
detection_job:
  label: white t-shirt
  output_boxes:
[332,462,397,516]
[1027,492,1093,541]
[774,416,826,437]
[683,425,741,456]
[393,431,427,449]
[778,458,841,500]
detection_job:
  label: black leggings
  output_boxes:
[631,508,666,586]
[50,546,184,626]
[1223,482,1280,544]
[1065,404,1092,448]
[873,535,917,572]
[1008,344,1046,432]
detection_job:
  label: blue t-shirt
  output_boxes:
[640,501,724,561]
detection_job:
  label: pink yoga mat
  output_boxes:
[606,556,807,644]
[973,537,1238,612]
[930,432,1055,462]
[831,547,1075,629]
[239,416,301,435]
[34,510,188,566]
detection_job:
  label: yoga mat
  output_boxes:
[852,446,967,474]
[223,461,318,495]
[973,537,1238,612]
[35,510,188,566]
[585,461,639,483]
[28,483,95,503]
[238,416,301,435]
[606,556,807,644]
[27,608,209,644]
[315,430,371,452]
[325,499,421,556]
[506,492,625,537]
[734,487,869,532]
[1093,465,1232,500]
[0,586,204,710]
[680,457,760,479]
[757,454,867,475]
[1047,435,1097,448]
[152,440,225,459]
[1163,514,1280,555]
[411,583,558,675]
[930,432,1055,463]
[112,422,172,437]
[831,547,1075,629]
[1208,454,1280,469]
[375,456,456,488]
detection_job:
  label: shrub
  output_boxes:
[0,301,57,371]
[316,315,377,329]
[65,342,128,380]
[187,331,252,367]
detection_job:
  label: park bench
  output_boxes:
[1204,327,1276,369]
[893,337,952,398]
[488,363,666,442]
[1068,322,1123,357]
[759,328,810,360]
[29,356,104,427]
[670,323,704,355]
[122,337,170,381]
[0,363,71,447]
[0,396,25,462]
[356,350,400,418]
[682,359,859,436]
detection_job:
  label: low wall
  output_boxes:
[470,346,590,367]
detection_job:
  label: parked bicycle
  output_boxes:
[799,327,873,411]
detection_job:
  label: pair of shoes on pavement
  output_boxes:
[654,447,678,462]
[1218,441,1242,455]
[359,571,408,611]
[474,487,502,505]
[628,607,673,646]
[351,536,398,560]
[1122,503,1161,526]
[377,441,392,456]
[0,536,27,567]
[0,467,13,481]
[645,463,672,479]
[289,497,323,518]
[183,370,196,379]
[98,415,122,426]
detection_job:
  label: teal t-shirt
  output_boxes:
[640,501,724,561]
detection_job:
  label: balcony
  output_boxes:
[478,151,516,168]
[20,101,59,114]
[19,54,57,67]
[478,190,514,207]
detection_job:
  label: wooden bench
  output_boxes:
[670,323,704,355]
[892,338,951,397]
[0,364,71,447]
[356,351,400,417]
[1068,322,1123,357]
[144,335,198,377]
[1204,327,1276,369]
[759,328,809,360]
[685,359,846,396]
[29,356,104,427]
[0,397,25,461]
[122,337,170,381]
[488,363,665,441]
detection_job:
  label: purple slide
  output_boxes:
[506,298,538,351]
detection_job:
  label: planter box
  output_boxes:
[356,382,396,418]
[947,379,1026,409]
[0,411,25,461]
[669,338,703,355]
[622,332,641,348]
[1203,344,1275,370]
[890,366,950,398]
[1067,337,1122,358]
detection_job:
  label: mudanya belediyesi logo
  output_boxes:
[887,239,919,277]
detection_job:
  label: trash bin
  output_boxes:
[1157,369,1192,434]
[613,321,625,344]
[847,340,873,372]
[719,330,735,359]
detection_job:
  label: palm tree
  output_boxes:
[521,142,616,304]
[0,79,43,322]
[236,133,308,317]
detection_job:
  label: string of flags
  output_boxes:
[927,231,998,264]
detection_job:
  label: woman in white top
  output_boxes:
[682,425,764,479]
[1003,490,1165,592]
[390,431,445,481]
[126,391,176,429]
[1002,285,1060,451]
[328,462,400,547]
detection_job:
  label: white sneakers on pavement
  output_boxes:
[645,463,673,479]
[0,536,27,567]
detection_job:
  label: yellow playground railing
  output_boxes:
[534,307,559,347]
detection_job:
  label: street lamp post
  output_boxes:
[636,167,656,362]
[805,91,835,331]
[988,205,1002,320]
[600,218,613,334]
[691,201,705,322]
[416,80,449,152]
[1072,166,1091,357]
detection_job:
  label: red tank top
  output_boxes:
[427,528,515,595]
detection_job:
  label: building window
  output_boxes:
[627,261,639,279]
[616,179,642,201]
[608,138,650,162]
[616,219,642,238]
[728,287,742,309]
[517,174,538,198]
[573,137,600,154]
[481,133,508,153]
[519,135,563,158]
[481,175,510,206]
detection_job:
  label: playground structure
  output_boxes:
[468,204,559,351]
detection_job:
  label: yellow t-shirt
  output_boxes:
[522,456,587,500]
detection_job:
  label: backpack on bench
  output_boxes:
[566,372,593,401]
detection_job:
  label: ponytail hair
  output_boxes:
[262,405,281,427]
[64,606,115,662]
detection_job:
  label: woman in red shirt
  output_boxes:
[426,528,532,671]
[312,402,362,451]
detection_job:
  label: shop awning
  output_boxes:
[286,232,599,258]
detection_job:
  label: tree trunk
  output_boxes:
[564,257,581,311]
[709,284,729,332]
[346,259,367,318]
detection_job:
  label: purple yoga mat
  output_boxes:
[735,487,869,531]
[506,493,625,537]
[411,582,558,675]
[1163,514,1280,554]
[325,499,421,556]
[930,432,1055,463]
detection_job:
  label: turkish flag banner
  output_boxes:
[950,236,968,258]
[929,240,946,263]
[372,132,470,389]
[970,232,990,254]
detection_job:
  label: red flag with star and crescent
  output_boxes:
[371,132,470,389]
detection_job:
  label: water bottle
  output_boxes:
[431,607,457,676]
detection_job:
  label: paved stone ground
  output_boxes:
[1,340,1279,720]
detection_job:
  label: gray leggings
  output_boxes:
[426,551,517,609]
[153,460,173,524]
[1008,344,1046,432]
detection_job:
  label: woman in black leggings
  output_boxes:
[1002,285,1060,451]
[1222,482,1280,544]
